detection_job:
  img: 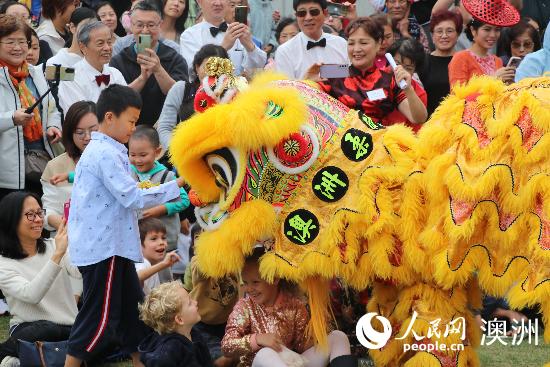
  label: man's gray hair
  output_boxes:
[131,0,163,19]
[77,20,110,46]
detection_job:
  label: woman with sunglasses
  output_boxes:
[515,22,550,82]
[41,102,98,232]
[0,15,62,202]
[0,191,81,366]
[497,18,541,66]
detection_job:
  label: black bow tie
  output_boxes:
[210,22,228,37]
[95,74,110,87]
[306,38,326,50]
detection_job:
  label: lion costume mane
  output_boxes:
[169,75,549,367]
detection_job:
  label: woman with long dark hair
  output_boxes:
[41,101,98,232]
[160,0,189,43]
[0,191,80,366]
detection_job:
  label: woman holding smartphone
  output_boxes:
[497,18,541,66]
[305,17,427,128]
[448,0,519,87]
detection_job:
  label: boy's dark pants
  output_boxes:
[67,256,151,361]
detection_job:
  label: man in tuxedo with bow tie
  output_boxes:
[179,0,267,78]
[110,1,188,126]
[275,0,348,79]
[58,20,128,115]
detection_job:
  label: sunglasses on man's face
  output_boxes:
[296,8,322,17]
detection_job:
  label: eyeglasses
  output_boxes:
[395,60,415,73]
[295,8,321,17]
[386,0,408,5]
[24,209,45,221]
[0,39,30,49]
[74,125,99,139]
[511,41,534,49]
[433,28,457,36]
[132,21,161,30]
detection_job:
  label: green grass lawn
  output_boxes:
[1,315,548,366]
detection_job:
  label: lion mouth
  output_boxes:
[196,147,242,230]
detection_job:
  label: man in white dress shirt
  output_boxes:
[58,21,127,114]
[179,0,267,78]
[275,0,348,79]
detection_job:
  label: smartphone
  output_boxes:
[45,65,75,81]
[507,56,522,68]
[137,34,152,54]
[320,64,350,79]
[327,2,348,16]
[63,200,70,221]
[235,5,248,25]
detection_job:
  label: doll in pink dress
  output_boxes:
[221,247,357,367]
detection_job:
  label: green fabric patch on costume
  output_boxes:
[265,101,283,119]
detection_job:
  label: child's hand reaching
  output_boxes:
[50,173,69,185]
[162,250,181,268]
[142,205,167,218]
[256,333,283,352]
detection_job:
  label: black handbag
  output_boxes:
[18,339,67,367]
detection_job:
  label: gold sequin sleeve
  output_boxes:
[290,299,312,353]
[221,298,254,357]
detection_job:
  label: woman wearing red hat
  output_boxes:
[448,0,520,87]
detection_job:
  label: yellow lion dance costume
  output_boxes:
[169,75,549,367]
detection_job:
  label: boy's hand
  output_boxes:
[141,205,167,218]
[162,250,181,267]
[50,173,69,185]
[256,333,283,352]
[176,176,187,188]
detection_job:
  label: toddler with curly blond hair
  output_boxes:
[138,281,213,367]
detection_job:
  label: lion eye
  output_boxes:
[204,147,238,191]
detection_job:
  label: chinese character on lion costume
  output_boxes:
[169,59,549,366]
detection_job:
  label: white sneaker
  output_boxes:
[0,299,8,315]
[0,357,20,367]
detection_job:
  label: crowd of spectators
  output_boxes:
[0,0,547,365]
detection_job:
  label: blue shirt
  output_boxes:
[68,132,180,266]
